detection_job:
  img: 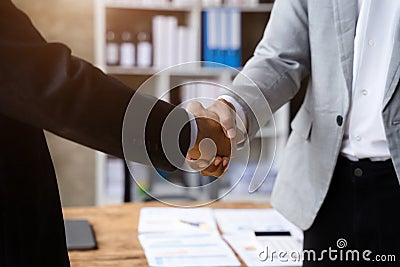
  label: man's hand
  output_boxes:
[208,99,238,139]
[186,100,239,177]
[208,98,246,147]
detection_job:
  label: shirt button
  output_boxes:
[354,168,363,177]
[361,89,368,96]
[336,115,343,126]
[356,136,362,142]
[368,39,374,46]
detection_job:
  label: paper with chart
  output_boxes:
[215,209,303,266]
[139,232,240,267]
[138,207,240,267]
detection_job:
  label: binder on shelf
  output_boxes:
[152,15,165,69]
[177,26,188,65]
[216,8,228,65]
[172,0,198,7]
[226,8,241,68]
[180,80,225,107]
[153,15,177,69]
[177,26,198,64]
[203,8,219,67]
[202,7,242,68]
[202,0,222,6]
[166,16,178,67]
[187,27,198,63]
[154,16,196,68]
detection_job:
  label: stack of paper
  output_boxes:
[138,207,240,267]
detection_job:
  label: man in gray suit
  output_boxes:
[189,0,400,266]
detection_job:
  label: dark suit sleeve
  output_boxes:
[0,1,191,170]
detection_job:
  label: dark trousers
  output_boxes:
[303,156,400,266]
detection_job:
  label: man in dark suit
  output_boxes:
[0,1,230,266]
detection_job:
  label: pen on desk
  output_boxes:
[179,219,204,228]
[254,231,291,236]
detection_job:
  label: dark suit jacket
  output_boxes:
[0,1,190,266]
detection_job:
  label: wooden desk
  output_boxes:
[64,202,271,267]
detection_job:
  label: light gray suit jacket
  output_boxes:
[232,0,400,230]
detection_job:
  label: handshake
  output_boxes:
[185,98,245,178]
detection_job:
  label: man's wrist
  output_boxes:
[218,95,248,134]
[187,112,198,150]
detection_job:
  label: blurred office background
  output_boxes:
[12,0,305,207]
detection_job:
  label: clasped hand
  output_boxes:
[186,99,243,177]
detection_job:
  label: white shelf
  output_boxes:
[105,0,272,13]
[105,65,240,77]
[105,1,196,11]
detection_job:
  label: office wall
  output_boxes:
[12,0,96,206]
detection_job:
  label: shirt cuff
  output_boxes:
[187,112,198,150]
[218,95,248,131]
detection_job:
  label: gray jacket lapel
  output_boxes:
[332,0,358,95]
[383,30,400,109]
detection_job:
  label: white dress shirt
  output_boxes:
[224,0,400,159]
[192,0,400,162]
[340,0,400,160]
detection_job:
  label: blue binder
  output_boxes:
[225,7,241,68]
[202,8,219,67]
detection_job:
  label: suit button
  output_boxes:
[336,115,343,126]
[354,168,363,177]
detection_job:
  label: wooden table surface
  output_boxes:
[64,202,271,267]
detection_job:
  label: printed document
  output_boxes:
[140,232,240,267]
[138,207,240,266]
[215,209,303,267]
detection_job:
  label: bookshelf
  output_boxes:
[93,0,289,205]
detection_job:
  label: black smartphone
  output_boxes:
[64,220,97,250]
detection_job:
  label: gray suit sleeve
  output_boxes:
[231,0,311,138]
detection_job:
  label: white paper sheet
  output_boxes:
[139,232,241,267]
[223,233,303,267]
[215,209,303,267]
[138,207,218,234]
[214,209,303,242]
